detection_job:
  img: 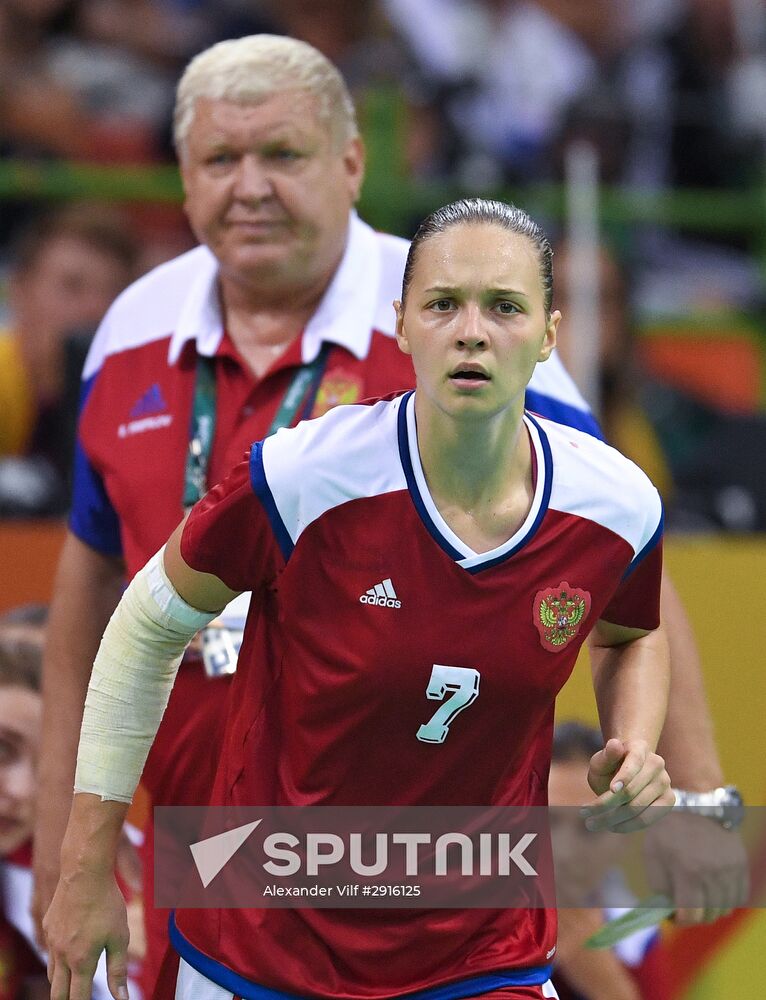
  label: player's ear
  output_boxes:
[394,299,412,355]
[538,309,560,362]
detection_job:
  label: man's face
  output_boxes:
[179,93,365,299]
[12,236,130,345]
[0,686,40,856]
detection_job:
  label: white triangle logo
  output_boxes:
[190,819,262,888]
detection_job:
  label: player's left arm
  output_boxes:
[583,619,675,833]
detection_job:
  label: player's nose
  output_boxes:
[455,303,487,350]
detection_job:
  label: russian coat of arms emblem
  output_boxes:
[533,582,591,651]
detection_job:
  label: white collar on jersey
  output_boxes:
[167,211,393,365]
[399,391,553,572]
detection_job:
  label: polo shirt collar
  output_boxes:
[169,245,222,363]
[167,212,385,366]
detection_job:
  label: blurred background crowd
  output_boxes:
[1,0,765,528]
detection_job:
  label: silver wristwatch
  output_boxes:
[671,785,744,830]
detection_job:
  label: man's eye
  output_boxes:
[207,152,235,166]
[267,148,301,162]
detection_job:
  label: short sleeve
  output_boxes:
[180,451,284,593]
[69,373,123,556]
[600,524,663,631]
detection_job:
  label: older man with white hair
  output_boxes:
[34,35,416,996]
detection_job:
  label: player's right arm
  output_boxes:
[33,533,125,945]
[44,523,237,1000]
[163,520,242,612]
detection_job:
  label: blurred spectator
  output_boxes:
[0,0,198,165]
[0,606,141,999]
[0,0,91,160]
[383,0,766,194]
[0,609,48,1000]
[553,240,675,501]
[263,0,439,176]
[549,721,671,1000]
[382,0,620,184]
[261,0,411,88]
[553,237,766,531]
[0,204,138,512]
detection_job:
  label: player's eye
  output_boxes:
[429,299,455,312]
[494,300,520,315]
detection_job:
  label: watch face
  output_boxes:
[721,787,745,829]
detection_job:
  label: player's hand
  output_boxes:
[581,738,675,833]
[44,868,129,1000]
[644,810,749,924]
[31,840,61,950]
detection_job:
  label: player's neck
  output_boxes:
[414,397,534,551]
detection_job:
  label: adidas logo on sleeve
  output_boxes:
[359,578,401,609]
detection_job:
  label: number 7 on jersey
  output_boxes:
[416,664,481,744]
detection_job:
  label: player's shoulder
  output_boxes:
[262,392,405,476]
[82,245,216,379]
[538,414,663,546]
[255,394,408,544]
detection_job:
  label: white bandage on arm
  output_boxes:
[75,547,225,803]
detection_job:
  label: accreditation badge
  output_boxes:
[201,591,252,677]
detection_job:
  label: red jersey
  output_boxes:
[70,214,602,995]
[175,392,663,999]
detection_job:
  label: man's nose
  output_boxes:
[232,155,273,202]
[456,304,487,349]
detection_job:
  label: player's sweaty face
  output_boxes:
[180,93,364,295]
[395,223,559,419]
[0,686,40,855]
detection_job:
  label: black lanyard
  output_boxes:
[183,342,332,509]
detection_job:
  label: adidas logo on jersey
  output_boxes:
[359,578,401,609]
[129,382,168,418]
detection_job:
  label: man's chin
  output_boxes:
[219,245,294,282]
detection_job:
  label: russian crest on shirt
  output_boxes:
[533,582,592,651]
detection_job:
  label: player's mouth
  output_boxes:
[449,364,490,388]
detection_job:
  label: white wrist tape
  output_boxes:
[75,547,224,803]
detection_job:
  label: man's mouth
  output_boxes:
[226,218,286,229]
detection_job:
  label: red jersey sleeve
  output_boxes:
[600,536,663,631]
[180,448,284,594]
